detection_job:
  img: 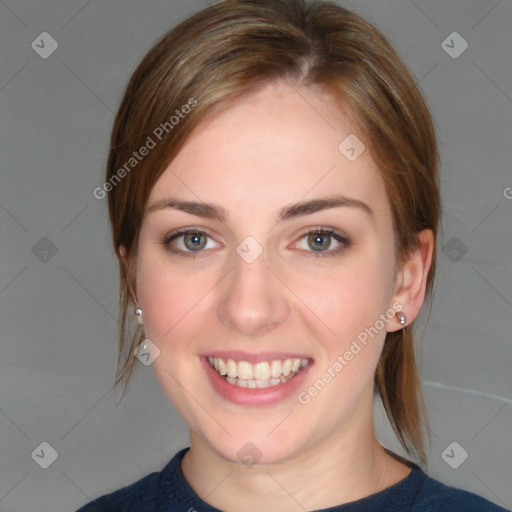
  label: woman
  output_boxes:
[78,0,507,510]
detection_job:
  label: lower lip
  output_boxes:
[201,357,313,406]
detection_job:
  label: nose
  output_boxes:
[216,246,291,336]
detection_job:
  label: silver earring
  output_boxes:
[397,311,406,325]
[135,307,144,326]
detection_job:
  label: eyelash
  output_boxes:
[160,227,351,259]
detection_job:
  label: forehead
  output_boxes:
[147,81,390,221]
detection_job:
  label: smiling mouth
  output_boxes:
[207,356,311,389]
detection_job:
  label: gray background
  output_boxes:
[1,0,511,511]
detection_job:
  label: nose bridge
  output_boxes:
[216,240,290,336]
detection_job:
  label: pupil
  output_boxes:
[185,233,206,250]
[310,233,330,251]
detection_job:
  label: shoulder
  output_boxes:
[412,471,508,512]
[74,448,188,512]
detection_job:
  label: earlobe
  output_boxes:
[388,229,434,331]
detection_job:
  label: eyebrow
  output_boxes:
[146,194,374,223]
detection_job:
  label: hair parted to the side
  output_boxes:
[106,0,440,468]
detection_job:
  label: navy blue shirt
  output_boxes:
[76,448,508,511]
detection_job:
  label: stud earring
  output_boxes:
[135,307,144,326]
[397,310,406,326]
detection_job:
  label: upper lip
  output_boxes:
[203,351,313,364]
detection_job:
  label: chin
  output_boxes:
[199,422,311,468]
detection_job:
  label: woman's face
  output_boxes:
[134,81,404,465]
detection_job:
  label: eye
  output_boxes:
[161,227,350,259]
[293,228,350,257]
[161,229,219,257]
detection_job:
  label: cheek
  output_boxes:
[136,261,212,424]
[138,273,212,348]
[135,242,212,340]
[287,252,392,349]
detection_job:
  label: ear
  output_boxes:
[119,245,137,302]
[387,229,434,332]
[119,245,129,275]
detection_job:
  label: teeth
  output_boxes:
[218,357,227,375]
[226,359,238,378]
[208,356,310,385]
[270,360,282,378]
[253,361,270,380]
[282,359,292,376]
[223,375,292,388]
[237,361,253,380]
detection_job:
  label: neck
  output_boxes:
[180,395,412,511]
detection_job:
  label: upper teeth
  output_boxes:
[208,357,309,380]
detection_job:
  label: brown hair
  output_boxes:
[106,0,440,468]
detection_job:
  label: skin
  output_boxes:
[121,80,434,511]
